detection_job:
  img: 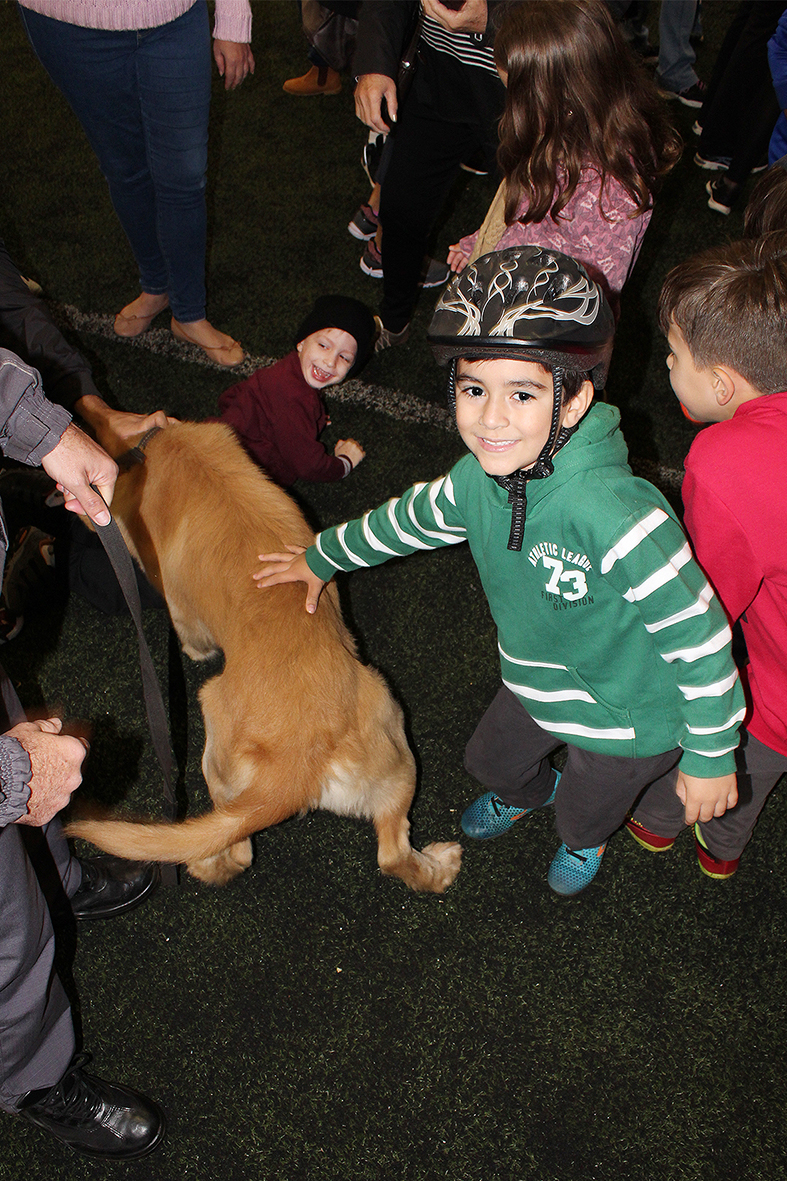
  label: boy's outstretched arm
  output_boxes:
[675,770,738,825]
[254,545,328,614]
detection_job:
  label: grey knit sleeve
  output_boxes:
[0,735,32,826]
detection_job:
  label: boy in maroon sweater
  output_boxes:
[626,233,787,879]
[219,295,375,487]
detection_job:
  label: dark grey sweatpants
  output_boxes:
[464,685,682,851]
[633,727,786,861]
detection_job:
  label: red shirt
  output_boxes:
[218,350,347,487]
[682,391,787,756]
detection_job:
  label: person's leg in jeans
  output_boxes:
[378,101,480,334]
[657,0,700,94]
[18,3,240,361]
[18,2,211,322]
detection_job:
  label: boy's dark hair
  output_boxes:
[457,355,588,405]
[658,233,787,394]
[743,157,787,239]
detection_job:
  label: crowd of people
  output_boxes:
[3,0,787,1164]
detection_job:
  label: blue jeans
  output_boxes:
[19,1,212,322]
[657,0,699,92]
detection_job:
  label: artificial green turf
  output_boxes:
[2,2,787,1178]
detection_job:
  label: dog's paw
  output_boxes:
[418,840,463,893]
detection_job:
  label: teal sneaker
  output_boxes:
[547,840,607,896]
[461,773,559,839]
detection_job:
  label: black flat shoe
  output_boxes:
[70,855,160,920]
[20,1053,165,1159]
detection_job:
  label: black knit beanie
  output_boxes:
[295,295,376,377]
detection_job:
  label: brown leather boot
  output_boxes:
[283,64,341,96]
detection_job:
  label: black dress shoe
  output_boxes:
[70,855,160,920]
[20,1053,165,1159]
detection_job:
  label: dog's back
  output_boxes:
[68,422,461,892]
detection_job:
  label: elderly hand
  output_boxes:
[11,718,88,827]
[41,422,117,527]
[355,73,397,132]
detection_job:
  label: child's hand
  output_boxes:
[675,770,738,825]
[447,245,470,274]
[254,545,328,614]
[335,439,365,469]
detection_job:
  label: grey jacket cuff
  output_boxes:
[0,352,72,466]
[0,735,32,826]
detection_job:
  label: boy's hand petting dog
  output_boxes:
[334,439,365,469]
[254,546,328,614]
[676,770,738,825]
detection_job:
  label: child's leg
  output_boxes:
[697,730,786,861]
[556,746,683,851]
[464,686,561,807]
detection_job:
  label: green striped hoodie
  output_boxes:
[306,403,743,776]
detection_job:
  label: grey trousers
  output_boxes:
[0,819,80,1111]
[465,686,682,851]
[0,667,80,1113]
[633,728,786,861]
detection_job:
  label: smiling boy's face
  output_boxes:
[454,357,591,476]
[296,327,357,390]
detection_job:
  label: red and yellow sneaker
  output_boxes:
[624,817,676,853]
[694,824,740,880]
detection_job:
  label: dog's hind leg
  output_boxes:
[187,839,253,886]
[373,806,462,894]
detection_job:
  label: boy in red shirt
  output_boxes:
[219,295,375,487]
[627,232,787,879]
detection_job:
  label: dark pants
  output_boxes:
[378,96,497,332]
[633,728,786,860]
[698,0,786,184]
[19,0,212,323]
[465,686,682,851]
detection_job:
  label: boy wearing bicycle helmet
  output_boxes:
[256,247,743,897]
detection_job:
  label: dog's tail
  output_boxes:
[65,809,250,866]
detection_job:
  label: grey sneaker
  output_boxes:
[374,316,410,351]
[348,203,379,241]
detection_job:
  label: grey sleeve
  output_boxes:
[0,350,72,466]
[0,735,32,826]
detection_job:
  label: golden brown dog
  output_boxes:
[66,422,461,892]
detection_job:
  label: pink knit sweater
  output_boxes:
[457,169,651,314]
[17,0,252,42]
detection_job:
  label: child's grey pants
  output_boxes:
[465,685,682,851]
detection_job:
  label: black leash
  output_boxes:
[93,501,179,888]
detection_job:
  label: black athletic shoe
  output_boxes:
[20,1053,165,1159]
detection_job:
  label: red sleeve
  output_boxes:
[682,459,763,624]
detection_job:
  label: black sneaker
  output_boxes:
[20,1053,165,1159]
[706,175,740,215]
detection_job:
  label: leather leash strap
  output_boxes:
[93,504,179,888]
